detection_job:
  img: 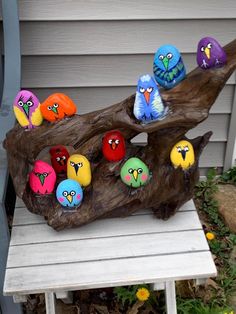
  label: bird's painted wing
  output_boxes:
[13,106,29,127]
[31,106,43,126]
[150,91,165,119]
[133,92,145,120]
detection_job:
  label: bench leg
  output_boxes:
[165,281,177,314]
[45,292,56,314]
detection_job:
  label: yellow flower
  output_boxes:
[136,287,150,301]
[224,311,234,314]
[206,232,215,241]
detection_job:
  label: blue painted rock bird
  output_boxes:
[56,179,83,208]
[153,44,186,89]
[133,74,167,123]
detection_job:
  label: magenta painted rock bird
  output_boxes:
[29,160,56,194]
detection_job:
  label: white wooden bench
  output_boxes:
[3,199,216,314]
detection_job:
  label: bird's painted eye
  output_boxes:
[139,87,145,93]
[167,53,173,59]
[147,87,153,93]
[78,162,83,167]
[48,106,52,110]
[53,103,59,108]
[200,46,205,52]
[128,168,133,174]
[207,43,212,49]
[70,191,76,196]
[137,168,143,174]
[62,156,66,160]
[108,139,113,144]
[56,157,60,161]
[159,55,164,60]
[177,146,182,152]
[184,146,189,152]
[70,161,75,166]
[27,101,33,107]
[115,139,120,144]
[63,191,68,197]
[43,172,48,177]
[18,101,24,107]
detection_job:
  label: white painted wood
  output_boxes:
[22,54,235,88]
[196,278,207,286]
[2,0,236,20]
[10,211,202,246]
[151,282,165,290]
[19,20,236,55]
[7,230,208,268]
[165,281,177,314]
[4,251,217,295]
[12,199,197,225]
[45,292,56,314]
[30,85,234,115]
[55,291,73,304]
[13,295,27,303]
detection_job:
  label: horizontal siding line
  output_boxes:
[7,248,207,270]
[11,18,236,22]
[9,228,201,247]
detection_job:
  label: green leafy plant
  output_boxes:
[220,166,236,184]
[177,297,233,314]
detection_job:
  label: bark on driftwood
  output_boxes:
[4,39,236,230]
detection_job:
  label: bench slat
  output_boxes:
[4,251,216,295]
[13,199,196,226]
[10,210,202,246]
[7,229,208,268]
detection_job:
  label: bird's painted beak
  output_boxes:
[23,103,29,117]
[73,163,79,175]
[144,90,150,105]
[181,150,186,161]
[66,194,73,204]
[111,142,117,150]
[38,174,45,186]
[162,56,169,70]
[133,169,138,181]
[52,107,58,114]
[204,47,211,59]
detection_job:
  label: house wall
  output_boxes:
[4,0,236,174]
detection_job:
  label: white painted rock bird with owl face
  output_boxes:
[133,74,167,123]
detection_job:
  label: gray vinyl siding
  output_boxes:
[6,1,236,173]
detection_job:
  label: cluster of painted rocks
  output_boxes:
[134,37,226,124]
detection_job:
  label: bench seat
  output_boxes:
[4,199,217,313]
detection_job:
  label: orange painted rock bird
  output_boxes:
[40,93,77,122]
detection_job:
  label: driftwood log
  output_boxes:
[4,39,236,231]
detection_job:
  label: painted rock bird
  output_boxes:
[102,130,126,162]
[29,160,56,194]
[120,157,150,188]
[40,93,77,122]
[56,179,83,208]
[153,44,186,89]
[13,90,43,129]
[133,74,167,123]
[197,37,226,69]
[170,140,195,170]
[49,145,70,175]
[67,154,92,187]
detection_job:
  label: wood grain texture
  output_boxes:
[19,20,236,55]
[29,85,234,115]
[1,0,236,20]
[10,211,202,245]
[22,54,235,88]
[4,39,236,230]
[4,251,216,295]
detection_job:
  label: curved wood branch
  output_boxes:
[3,39,236,230]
